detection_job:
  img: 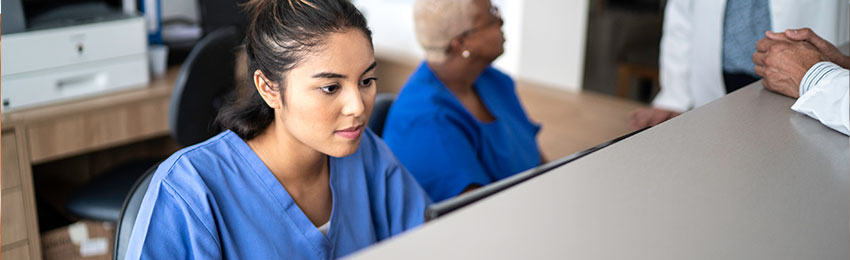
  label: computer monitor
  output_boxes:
[425,127,649,221]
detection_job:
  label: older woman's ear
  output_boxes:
[448,38,464,55]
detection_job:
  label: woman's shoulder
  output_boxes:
[355,129,396,164]
[388,84,465,131]
[384,103,477,141]
[390,66,477,128]
[395,62,458,103]
[150,131,244,195]
[480,66,516,91]
[350,129,408,177]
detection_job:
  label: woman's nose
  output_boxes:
[341,87,365,117]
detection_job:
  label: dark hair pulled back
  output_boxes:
[216,0,372,140]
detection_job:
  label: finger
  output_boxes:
[765,30,790,41]
[766,41,788,57]
[785,28,813,41]
[768,69,802,92]
[752,51,767,66]
[755,37,776,52]
[787,27,830,51]
[760,77,774,91]
[753,64,767,77]
[765,70,799,98]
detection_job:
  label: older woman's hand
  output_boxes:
[752,31,827,98]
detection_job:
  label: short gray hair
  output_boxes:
[413,0,477,63]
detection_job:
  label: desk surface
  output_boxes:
[348,83,849,259]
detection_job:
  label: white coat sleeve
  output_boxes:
[791,61,850,135]
[652,0,693,112]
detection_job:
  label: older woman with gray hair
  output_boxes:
[383,0,543,202]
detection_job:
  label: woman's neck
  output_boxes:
[247,121,328,186]
[428,57,489,94]
[247,121,332,226]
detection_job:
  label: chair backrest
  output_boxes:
[368,93,396,137]
[113,163,159,260]
[169,26,241,146]
[197,0,250,37]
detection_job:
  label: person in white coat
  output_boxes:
[630,0,849,130]
[753,28,849,135]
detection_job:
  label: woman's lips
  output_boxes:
[335,125,363,140]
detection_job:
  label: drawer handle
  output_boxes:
[56,73,107,93]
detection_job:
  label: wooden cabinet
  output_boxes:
[0,67,178,260]
[3,244,32,260]
[2,131,22,189]
[1,130,43,260]
[3,190,29,245]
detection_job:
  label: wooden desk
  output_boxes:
[516,81,645,159]
[1,67,179,260]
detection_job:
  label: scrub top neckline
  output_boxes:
[228,133,339,255]
[423,63,500,126]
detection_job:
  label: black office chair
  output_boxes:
[112,162,158,260]
[197,0,250,37]
[66,27,242,223]
[164,0,249,65]
[368,93,396,137]
[170,26,240,145]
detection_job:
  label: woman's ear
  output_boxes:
[253,70,282,109]
[448,37,464,56]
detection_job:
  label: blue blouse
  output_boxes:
[383,62,541,202]
[125,129,430,259]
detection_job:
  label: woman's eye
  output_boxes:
[320,84,340,94]
[360,77,377,87]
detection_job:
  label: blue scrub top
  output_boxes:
[125,129,430,259]
[383,62,541,202]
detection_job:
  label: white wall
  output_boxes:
[355,0,589,91]
[516,0,588,91]
[491,0,524,79]
[354,0,424,64]
[157,0,590,90]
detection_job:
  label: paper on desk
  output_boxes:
[80,237,109,257]
[68,222,88,245]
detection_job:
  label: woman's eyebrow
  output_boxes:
[361,61,377,76]
[311,62,376,79]
[312,72,347,79]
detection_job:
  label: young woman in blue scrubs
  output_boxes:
[383,0,544,202]
[125,0,430,258]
